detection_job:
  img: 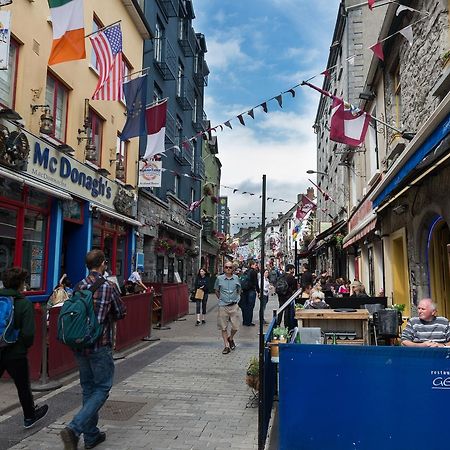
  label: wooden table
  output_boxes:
[295,309,369,345]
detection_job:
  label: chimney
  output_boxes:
[306,187,315,200]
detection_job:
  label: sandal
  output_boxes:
[222,347,231,354]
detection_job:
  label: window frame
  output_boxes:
[46,72,69,143]
[89,107,104,167]
[0,37,19,109]
[116,133,128,182]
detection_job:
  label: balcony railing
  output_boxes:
[178,25,196,57]
[176,78,194,111]
[195,159,205,179]
[154,38,177,81]
[159,0,177,17]
[194,61,209,88]
[174,142,193,167]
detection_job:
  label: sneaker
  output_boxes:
[202,319,206,324]
[222,347,231,354]
[85,431,106,449]
[23,404,49,429]
[60,426,79,450]
[195,320,200,326]
[228,337,236,350]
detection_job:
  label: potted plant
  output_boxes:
[246,356,259,391]
[270,326,288,358]
[392,304,405,314]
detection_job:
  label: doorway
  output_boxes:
[391,230,410,316]
[428,219,450,317]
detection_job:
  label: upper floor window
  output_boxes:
[177,61,184,97]
[116,134,127,182]
[391,63,402,132]
[90,17,102,69]
[193,95,198,122]
[154,20,164,62]
[174,174,181,197]
[45,73,69,142]
[0,39,18,108]
[153,83,163,103]
[89,108,104,166]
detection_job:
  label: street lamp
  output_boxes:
[306,169,328,176]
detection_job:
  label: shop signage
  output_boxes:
[170,213,186,227]
[25,140,119,209]
[138,160,162,188]
[217,196,228,234]
[0,11,11,71]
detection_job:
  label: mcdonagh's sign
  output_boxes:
[26,141,119,209]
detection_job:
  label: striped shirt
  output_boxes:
[401,316,450,344]
[76,271,127,351]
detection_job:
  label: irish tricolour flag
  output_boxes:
[48,0,85,65]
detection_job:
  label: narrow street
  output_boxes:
[0,295,274,450]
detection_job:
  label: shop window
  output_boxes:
[0,186,49,293]
[93,217,128,285]
[167,257,175,283]
[0,38,18,108]
[45,73,69,142]
[89,108,104,166]
[62,199,84,224]
[156,255,164,283]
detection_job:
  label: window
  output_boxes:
[92,218,128,285]
[392,64,402,131]
[90,18,102,69]
[116,134,127,182]
[0,181,50,293]
[153,83,163,103]
[176,116,183,149]
[45,73,69,142]
[177,62,184,97]
[193,94,198,123]
[0,39,18,107]
[154,20,164,62]
[178,17,185,40]
[190,188,195,205]
[122,57,133,103]
[174,174,181,197]
[89,108,104,166]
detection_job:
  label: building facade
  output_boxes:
[0,0,148,299]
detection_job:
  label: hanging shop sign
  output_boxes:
[138,160,162,188]
[25,139,119,210]
[217,196,228,234]
[0,11,11,71]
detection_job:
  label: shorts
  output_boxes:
[217,303,240,331]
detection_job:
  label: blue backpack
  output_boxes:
[57,277,106,350]
[0,296,19,348]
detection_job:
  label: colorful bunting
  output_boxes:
[369,42,384,61]
[368,0,375,11]
[275,95,283,108]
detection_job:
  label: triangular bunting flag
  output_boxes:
[224,121,232,129]
[288,89,296,97]
[247,109,255,119]
[275,95,283,108]
[237,114,245,126]
[347,55,355,66]
[370,42,384,61]
[399,25,414,46]
[396,5,415,15]
[219,125,223,131]
[261,102,268,113]
[368,0,375,10]
[321,69,331,78]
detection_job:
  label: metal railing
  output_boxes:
[154,38,177,81]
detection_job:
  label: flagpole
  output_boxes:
[85,20,122,39]
[123,67,150,80]
[345,0,392,11]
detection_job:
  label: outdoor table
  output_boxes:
[295,309,369,345]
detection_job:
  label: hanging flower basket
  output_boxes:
[175,244,185,257]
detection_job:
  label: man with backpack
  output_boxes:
[239,261,260,326]
[60,249,126,450]
[276,264,298,329]
[0,267,49,429]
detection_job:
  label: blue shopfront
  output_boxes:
[0,122,140,302]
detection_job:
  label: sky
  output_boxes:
[192,0,341,233]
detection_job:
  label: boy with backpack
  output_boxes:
[59,249,126,450]
[0,267,49,428]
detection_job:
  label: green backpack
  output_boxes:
[57,277,106,349]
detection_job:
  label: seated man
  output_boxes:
[401,298,450,348]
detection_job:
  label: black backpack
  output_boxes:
[240,272,251,291]
[275,275,289,296]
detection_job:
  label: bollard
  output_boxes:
[31,303,63,392]
[142,289,160,342]
[112,322,126,360]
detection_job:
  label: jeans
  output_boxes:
[277,297,296,330]
[241,289,257,325]
[0,357,35,419]
[195,293,208,315]
[68,346,114,445]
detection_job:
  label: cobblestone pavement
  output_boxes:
[1,294,277,449]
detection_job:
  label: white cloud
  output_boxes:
[206,38,248,71]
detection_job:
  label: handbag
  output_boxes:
[195,288,204,300]
[48,287,69,306]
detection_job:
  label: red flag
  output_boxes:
[189,196,205,212]
[370,42,384,61]
[330,97,371,147]
[308,179,333,202]
[368,0,375,10]
[296,195,316,220]
[143,99,167,159]
[321,69,331,78]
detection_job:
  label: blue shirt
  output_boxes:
[214,274,241,306]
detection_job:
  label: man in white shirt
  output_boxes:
[128,268,147,293]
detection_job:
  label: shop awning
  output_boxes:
[160,221,197,239]
[0,166,72,200]
[342,212,377,249]
[307,220,346,253]
[93,204,142,227]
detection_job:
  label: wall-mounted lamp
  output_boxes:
[85,140,97,162]
[31,104,53,135]
[91,205,100,219]
[77,99,91,142]
[306,169,328,177]
[116,160,125,180]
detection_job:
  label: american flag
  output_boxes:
[90,23,124,101]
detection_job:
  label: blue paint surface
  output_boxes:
[279,344,450,450]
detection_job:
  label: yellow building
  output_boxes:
[0,0,151,295]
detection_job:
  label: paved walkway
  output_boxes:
[0,294,278,449]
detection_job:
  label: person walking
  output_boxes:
[276,264,298,330]
[194,268,209,325]
[241,261,259,326]
[214,262,241,354]
[259,269,270,324]
[60,249,126,450]
[0,267,49,429]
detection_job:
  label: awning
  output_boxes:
[160,221,197,239]
[342,212,377,249]
[307,220,346,253]
[0,166,72,200]
[93,204,142,227]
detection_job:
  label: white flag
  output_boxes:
[399,25,414,46]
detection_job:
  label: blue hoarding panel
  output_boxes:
[279,344,450,450]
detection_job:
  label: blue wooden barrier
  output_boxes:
[279,344,450,450]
